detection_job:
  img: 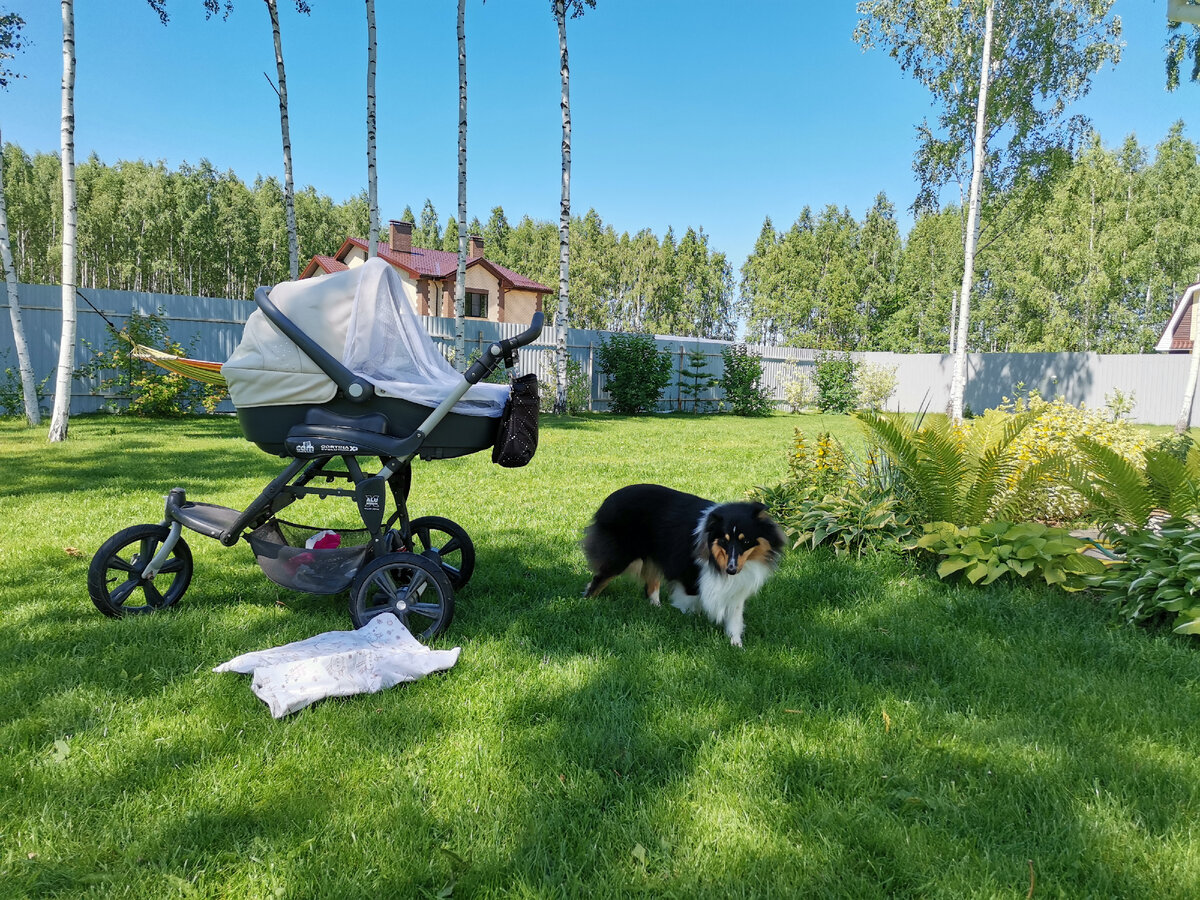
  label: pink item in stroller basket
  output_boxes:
[86,259,543,643]
[305,530,342,550]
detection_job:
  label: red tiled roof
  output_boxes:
[1173,303,1194,351]
[302,255,350,280]
[343,237,552,293]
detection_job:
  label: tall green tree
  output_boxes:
[416,198,440,249]
[855,0,1122,421]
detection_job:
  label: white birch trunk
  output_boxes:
[0,124,40,425]
[48,0,76,443]
[1175,285,1200,434]
[366,0,378,259]
[454,0,467,372]
[554,0,570,415]
[268,0,299,281]
[948,0,994,424]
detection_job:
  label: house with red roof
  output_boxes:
[302,219,552,325]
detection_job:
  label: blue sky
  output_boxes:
[1,0,1194,274]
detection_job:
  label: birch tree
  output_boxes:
[1166,0,1200,433]
[0,12,36,425]
[855,0,1122,422]
[47,0,76,443]
[551,0,595,415]
[454,0,468,371]
[366,0,378,258]
[265,0,307,281]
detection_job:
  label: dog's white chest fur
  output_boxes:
[671,559,772,647]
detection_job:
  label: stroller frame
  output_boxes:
[88,283,543,641]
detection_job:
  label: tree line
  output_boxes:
[11,120,1200,356]
[741,124,1200,356]
[0,142,738,338]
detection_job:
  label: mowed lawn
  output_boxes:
[1,412,1199,899]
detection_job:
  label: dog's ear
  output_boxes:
[749,501,769,518]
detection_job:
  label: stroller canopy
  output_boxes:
[222,259,509,417]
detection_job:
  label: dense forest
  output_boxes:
[6,122,1200,353]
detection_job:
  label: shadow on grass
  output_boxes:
[407,549,1200,895]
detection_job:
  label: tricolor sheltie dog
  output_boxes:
[582,484,785,647]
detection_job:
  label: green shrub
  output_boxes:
[781,367,817,413]
[1104,388,1136,421]
[1093,518,1200,638]
[596,333,671,415]
[856,362,898,410]
[677,347,719,412]
[75,310,227,417]
[1151,431,1193,462]
[0,351,49,419]
[914,521,1105,590]
[539,354,590,415]
[719,344,774,417]
[812,351,858,413]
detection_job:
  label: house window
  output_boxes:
[466,290,488,318]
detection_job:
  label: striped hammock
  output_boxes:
[131,344,227,387]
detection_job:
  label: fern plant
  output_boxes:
[1063,436,1200,533]
[854,408,1049,526]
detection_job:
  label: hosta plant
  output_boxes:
[1092,518,1200,638]
[787,484,915,558]
[756,429,914,558]
[914,521,1107,591]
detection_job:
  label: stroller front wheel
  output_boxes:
[88,524,193,618]
[406,516,475,590]
[349,551,454,641]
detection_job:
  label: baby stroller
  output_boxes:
[87,259,543,640]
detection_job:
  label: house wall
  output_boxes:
[503,290,542,323]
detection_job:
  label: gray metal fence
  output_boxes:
[3,282,1197,425]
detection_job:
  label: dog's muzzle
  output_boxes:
[725,544,740,575]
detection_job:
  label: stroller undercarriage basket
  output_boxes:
[247,519,372,595]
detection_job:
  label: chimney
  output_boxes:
[389,220,413,254]
[468,234,485,258]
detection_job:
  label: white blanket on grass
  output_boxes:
[214,613,460,718]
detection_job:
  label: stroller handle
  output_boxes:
[464,311,545,385]
[253,286,376,402]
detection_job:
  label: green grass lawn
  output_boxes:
[1,412,1199,899]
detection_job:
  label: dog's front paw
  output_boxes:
[729,635,743,648]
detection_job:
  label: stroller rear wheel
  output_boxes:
[88,524,193,618]
[349,551,454,640]
[406,516,475,590]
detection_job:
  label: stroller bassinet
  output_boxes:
[223,259,512,459]
[87,259,544,640]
